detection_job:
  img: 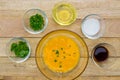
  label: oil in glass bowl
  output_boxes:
[52,2,77,26]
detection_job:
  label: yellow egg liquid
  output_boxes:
[43,36,80,73]
[53,3,76,25]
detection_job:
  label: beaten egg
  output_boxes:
[43,35,80,73]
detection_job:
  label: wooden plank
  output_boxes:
[0,38,120,57]
[0,16,120,37]
[0,0,120,37]
[0,37,119,78]
[3,76,46,80]
[0,0,120,19]
[0,38,120,77]
[0,58,120,78]
[0,58,44,77]
[0,0,120,10]
[0,0,120,79]
[3,76,120,80]
[76,76,120,80]
[0,76,3,80]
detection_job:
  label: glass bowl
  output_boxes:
[52,2,77,26]
[36,30,88,80]
[6,37,31,63]
[23,9,48,34]
[81,14,105,39]
[91,43,117,70]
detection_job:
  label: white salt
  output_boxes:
[82,18,100,36]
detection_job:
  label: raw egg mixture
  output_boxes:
[43,35,80,73]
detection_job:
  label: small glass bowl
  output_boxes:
[81,14,105,39]
[91,43,117,70]
[6,37,31,63]
[52,2,77,26]
[23,9,48,34]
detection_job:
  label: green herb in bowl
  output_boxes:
[30,14,44,31]
[11,41,29,58]
[23,9,48,34]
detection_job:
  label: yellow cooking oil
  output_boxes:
[52,3,77,26]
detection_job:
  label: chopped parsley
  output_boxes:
[52,50,55,52]
[11,41,29,58]
[54,59,57,62]
[30,14,44,31]
[63,51,65,54]
[59,65,62,68]
[63,56,66,59]
[56,50,59,54]
[61,48,63,50]
[73,52,76,54]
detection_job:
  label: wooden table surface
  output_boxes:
[0,0,120,80]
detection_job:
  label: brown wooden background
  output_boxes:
[0,0,120,80]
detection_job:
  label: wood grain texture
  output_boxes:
[0,57,120,77]
[0,0,120,80]
[0,76,4,80]
[0,17,120,37]
[0,38,120,57]
[0,0,120,37]
[0,38,120,77]
[2,76,120,80]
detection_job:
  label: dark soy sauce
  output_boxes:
[93,46,108,62]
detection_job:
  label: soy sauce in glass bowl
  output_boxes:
[94,46,108,62]
[92,43,117,70]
